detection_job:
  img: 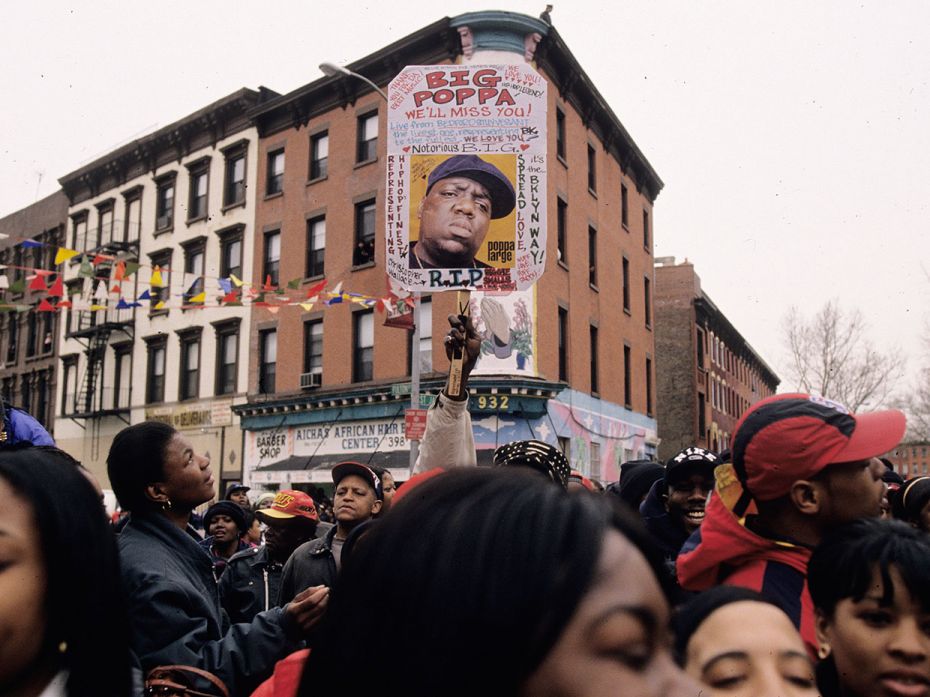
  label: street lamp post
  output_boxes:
[320,62,421,474]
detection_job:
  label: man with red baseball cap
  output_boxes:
[677,393,906,656]
[220,490,320,623]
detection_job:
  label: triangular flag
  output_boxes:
[90,304,108,311]
[91,254,109,266]
[287,278,301,290]
[28,274,48,292]
[218,278,232,294]
[266,306,280,315]
[19,239,42,248]
[116,298,131,309]
[375,299,386,313]
[54,247,80,265]
[189,291,206,304]
[137,289,152,301]
[154,300,165,310]
[299,303,315,311]
[0,276,9,290]
[9,278,25,294]
[37,298,56,312]
[263,275,275,291]
[332,281,344,295]
[325,294,343,306]
[48,275,64,297]
[230,274,244,288]
[94,281,109,301]
[305,295,319,306]
[124,262,140,278]
[55,300,72,309]
[150,266,164,287]
[78,257,95,278]
[305,279,327,298]
[114,261,126,281]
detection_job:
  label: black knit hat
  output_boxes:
[203,500,246,533]
[611,461,665,509]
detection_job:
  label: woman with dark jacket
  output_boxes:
[107,422,329,697]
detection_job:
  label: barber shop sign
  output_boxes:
[385,64,547,292]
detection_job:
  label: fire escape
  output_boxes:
[65,217,139,459]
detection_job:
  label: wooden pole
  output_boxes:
[446,290,471,397]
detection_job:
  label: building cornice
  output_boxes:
[58,87,278,205]
[694,295,780,388]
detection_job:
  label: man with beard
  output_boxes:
[199,500,250,577]
[640,447,717,586]
[220,490,320,623]
[278,462,382,605]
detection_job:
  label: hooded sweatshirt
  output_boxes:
[676,491,816,657]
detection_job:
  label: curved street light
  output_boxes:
[319,62,388,102]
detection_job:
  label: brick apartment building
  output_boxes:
[887,441,930,478]
[236,11,663,486]
[654,258,779,460]
[0,191,68,433]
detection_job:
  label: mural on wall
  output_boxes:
[547,393,657,482]
[468,287,537,376]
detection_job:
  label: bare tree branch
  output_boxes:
[782,299,905,411]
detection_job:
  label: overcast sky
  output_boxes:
[2,0,928,400]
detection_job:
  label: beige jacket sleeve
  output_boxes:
[413,392,477,473]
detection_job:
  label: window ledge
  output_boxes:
[149,310,169,318]
[557,154,568,168]
[264,191,284,202]
[306,175,328,186]
[221,200,246,214]
[153,227,174,239]
[622,223,630,233]
[589,283,599,292]
[623,307,632,317]
[351,261,377,271]
[186,215,208,226]
[303,274,326,284]
[588,188,597,198]
[558,260,569,272]
[354,157,378,170]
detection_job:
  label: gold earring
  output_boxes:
[161,498,173,511]
[58,640,68,654]
[817,644,831,660]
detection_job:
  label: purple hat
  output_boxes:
[426,155,515,219]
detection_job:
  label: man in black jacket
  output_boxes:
[278,462,382,605]
[220,490,320,623]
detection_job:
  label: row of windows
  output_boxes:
[557,200,653,327]
[0,230,63,288]
[140,322,240,405]
[710,375,749,418]
[68,142,248,253]
[0,369,52,429]
[261,199,376,286]
[256,299,435,395]
[1,312,55,364]
[264,111,378,197]
[555,108,651,250]
[557,307,653,414]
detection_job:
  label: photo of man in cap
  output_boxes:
[409,154,516,270]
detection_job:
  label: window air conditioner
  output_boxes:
[300,371,322,389]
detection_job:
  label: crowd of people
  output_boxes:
[1,316,928,697]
